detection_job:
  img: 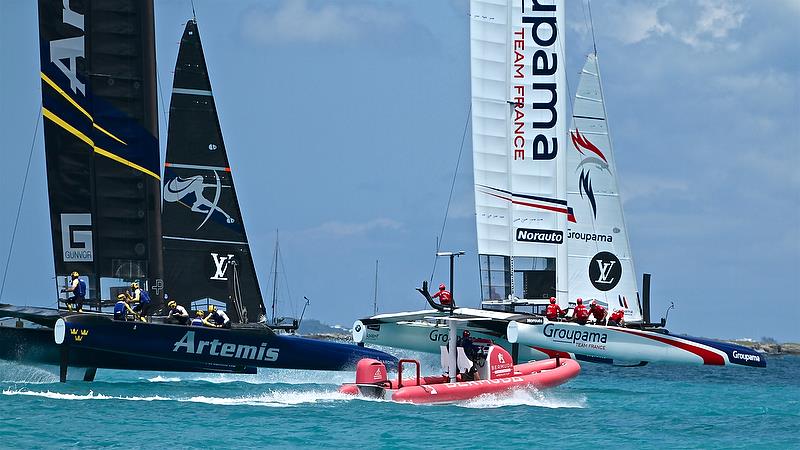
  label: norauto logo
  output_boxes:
[516,228,563,244]
[543,323,608,345]
[173,331,279,362]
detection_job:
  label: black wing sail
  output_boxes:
[163,20,264,323]
[38,0,163,306]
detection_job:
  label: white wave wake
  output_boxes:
[2,388,351,407]
[457,388,587,409]
[0,361,59,384]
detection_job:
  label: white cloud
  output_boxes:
[599,0,746,51]
[241,0,402,45]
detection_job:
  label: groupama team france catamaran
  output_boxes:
[351,0,765,369]
[0,0,395,381]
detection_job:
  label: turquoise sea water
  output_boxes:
[0,351,797,449]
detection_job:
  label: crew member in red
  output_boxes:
[588,300,607,325]
[607,309,625,327]
[545,297,564,321]
[572,298,590,325]
[432,283,453,307]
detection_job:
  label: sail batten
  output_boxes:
[162,19,264,324]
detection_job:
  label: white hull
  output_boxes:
[507,319,765,367]
[353,319,549,362]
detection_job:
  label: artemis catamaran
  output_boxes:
[353,0,765,368]
[0,1,395,381]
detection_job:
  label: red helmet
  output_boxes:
[439,283,446,290]
[462,330,471,337]
[576,298,583,305]
[549,297,556,304]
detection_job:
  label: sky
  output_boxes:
[0,0,798,341]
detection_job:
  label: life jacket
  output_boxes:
[590,304,607,321]
[574,305,590,321]
[434,290,452,306]
[75,279,86,298]
[139,289,151,304]
[113,301,126,315]
[545,304,562,319]
[610,310,625,322]
[191,318,204,327]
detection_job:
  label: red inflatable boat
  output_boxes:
[340,345,580,404]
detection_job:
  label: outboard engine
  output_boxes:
[477,346,515,380]
[354,358,389,398]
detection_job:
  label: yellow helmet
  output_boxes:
[131,281,139,289]
[71,271,79,278]
[196,310,205,317]
[207,305,216,312]
[117,293,127,300]
[167,300,177,308]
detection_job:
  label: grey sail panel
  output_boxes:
[163,20,264,323]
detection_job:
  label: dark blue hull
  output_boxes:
[58,314,396,372]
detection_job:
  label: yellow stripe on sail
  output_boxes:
[41,72,128,146]
[93,123,127,145]
[42,107,160,181]
[40,72,92,121]
[93,147,160,180]
[42,107,93,146]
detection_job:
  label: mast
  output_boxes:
[373,259,378,315]
[271,231,279,324]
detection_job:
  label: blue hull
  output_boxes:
[58,314,396,372]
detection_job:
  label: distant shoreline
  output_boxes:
[724,340,800,356]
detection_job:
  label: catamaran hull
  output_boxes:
[507,320,766,368]
[352,319,549,362]
[0,325,256,374]
[58,314,397,372]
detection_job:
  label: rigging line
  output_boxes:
[588,0,598,55]
[0,104,42,300]
[278,247,297,317]
[428,104,471,284]
[190,0,197,21]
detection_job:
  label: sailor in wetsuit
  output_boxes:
[113,294,136,321]
[432,283,453,307]
[203,305,231,329]
[61,271,87,312]
[588,300,608,325]
[190,310,205,327]
[572,298,590,325]
[165,300,190,325]
[545,297,565,321]
[607,309,625,327]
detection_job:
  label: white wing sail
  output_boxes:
[567,53,642,321]
[471,0,569,307]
